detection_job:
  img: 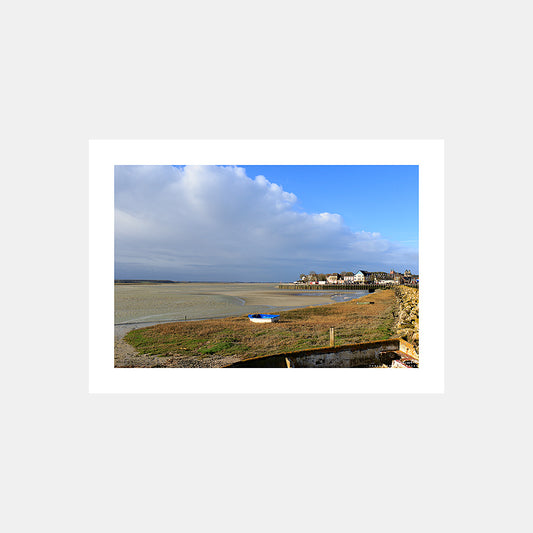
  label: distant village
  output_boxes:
[295,269,419,286]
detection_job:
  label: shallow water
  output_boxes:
[115,282,368,325]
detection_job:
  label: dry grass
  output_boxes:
[122,290,398,367]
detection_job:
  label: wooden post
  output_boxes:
[330,327,335,347]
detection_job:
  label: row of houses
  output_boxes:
[300,270,419,286]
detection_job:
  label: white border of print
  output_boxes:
[89,140,444,394]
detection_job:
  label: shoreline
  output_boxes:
[114,299,363,340]
[115,290,396,368]
[115,286,369,340]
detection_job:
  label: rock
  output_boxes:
[394,286,419,354]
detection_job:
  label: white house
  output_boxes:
[354,270,370,284]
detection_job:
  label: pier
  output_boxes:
[277,283,396,291]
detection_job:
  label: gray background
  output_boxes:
[2,1,530,532]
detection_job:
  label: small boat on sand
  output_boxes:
[248,313,280,323]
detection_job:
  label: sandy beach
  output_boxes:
[115,282,366,333]
[115,288,396,368]
[114,283,369,364]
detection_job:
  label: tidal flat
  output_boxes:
[115,282,368,327]
[116,288,397,368]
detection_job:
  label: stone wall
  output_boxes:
[394,286,419,353]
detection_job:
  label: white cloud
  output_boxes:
[114,165,418,280]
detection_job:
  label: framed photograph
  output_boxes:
[89,140,444,393]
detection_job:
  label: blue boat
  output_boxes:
[248,313,280,323]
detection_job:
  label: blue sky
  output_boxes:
[243,165,418,246]
[115,165,418,281]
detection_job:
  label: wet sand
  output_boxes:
[115,283,368,340]
[114,286,389,368]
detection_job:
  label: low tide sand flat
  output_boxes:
[115,288,397,368]
[114,282,369,367]
[115,282,366,327]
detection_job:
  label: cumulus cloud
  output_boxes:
[114,165,418,280]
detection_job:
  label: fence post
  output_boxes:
[330,327,335,347]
